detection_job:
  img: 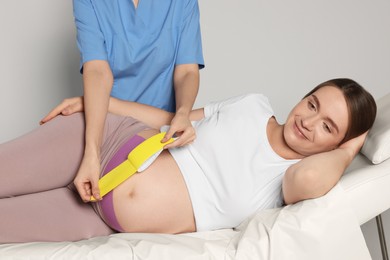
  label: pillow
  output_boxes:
[361,93,390,164]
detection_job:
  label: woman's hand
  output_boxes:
[73,153,101,202]
[162,112,196,148]
[40,96,84,124]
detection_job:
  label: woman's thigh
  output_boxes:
[0,187,113,243]
[0,112,147,198]
[0,114,85,197]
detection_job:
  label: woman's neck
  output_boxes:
[266,117,304,160]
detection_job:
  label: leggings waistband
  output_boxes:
[93,134,145,232]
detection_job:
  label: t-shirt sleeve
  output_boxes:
[203,94,249,118]
[175,0,205,69]
[203,93,271,118]
[73,0,108,72]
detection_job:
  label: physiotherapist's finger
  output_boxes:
[162,127,177,143]
[62,103,80,115]
[165,127,194,147]
[180,132,196,146]
[62,97,84,115]
[40,110,60,124]
[163,137,182,149]
[82,183,93,202]
[90,178,101,201]
[40,103,68,124]
[164,135,194,149]
[164,132,190,149]
[74,180,89,202]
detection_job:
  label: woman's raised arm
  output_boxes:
[282,132,367,205]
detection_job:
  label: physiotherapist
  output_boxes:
[40,0,205,201]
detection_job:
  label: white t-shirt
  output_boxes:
[166,94,299,231]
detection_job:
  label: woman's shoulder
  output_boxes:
[218,93,273,113]
[240,93,269,101]
[228,93,274,117]
[229,93,271,107]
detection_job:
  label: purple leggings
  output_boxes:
[0,113,148,243]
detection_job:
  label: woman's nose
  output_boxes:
[301,115,318,130]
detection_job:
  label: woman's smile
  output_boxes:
[293,119,309,140]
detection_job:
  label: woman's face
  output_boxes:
[284,86,349,156]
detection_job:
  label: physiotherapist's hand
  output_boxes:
[40,96,84,124]
[162,112,196,149]
[73,153,101,203]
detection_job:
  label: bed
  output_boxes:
[0,93,389,260]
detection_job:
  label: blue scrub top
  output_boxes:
[73,0,205,112]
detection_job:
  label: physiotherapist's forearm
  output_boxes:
[173,64,200,116]
[109,97,174,129]
[82,61,113,158]
[108,97,205,129]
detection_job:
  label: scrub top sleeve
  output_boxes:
[175,0,204,69]
[73,0,108,73]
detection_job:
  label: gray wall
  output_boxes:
[197,0,390,120]
[0,1,389,259]
[0,1,82,143]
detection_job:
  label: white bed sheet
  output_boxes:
[0,184,371,260]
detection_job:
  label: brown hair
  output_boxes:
[304,78,377,144]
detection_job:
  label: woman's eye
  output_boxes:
[323,123,331,133]
[308,101,316,110]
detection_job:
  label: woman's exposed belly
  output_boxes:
[111,129,196,234]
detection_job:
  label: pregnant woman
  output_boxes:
[0,78,376,243]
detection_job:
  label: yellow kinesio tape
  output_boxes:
[91,132,174,201]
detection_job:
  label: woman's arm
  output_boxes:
[282,132,367,205]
